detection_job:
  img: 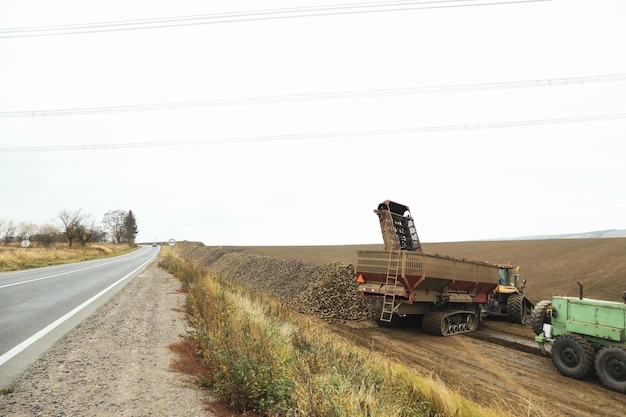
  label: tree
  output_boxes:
[0,219,17,245]
[17,221,38,241]
[75,217,99,246]
[37,223,60,247]
[124,210,138,246]
[57,209,86,247]
[103,210,128,244]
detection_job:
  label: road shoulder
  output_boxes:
[0,261,213,416]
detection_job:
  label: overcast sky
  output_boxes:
[1,0,625,245]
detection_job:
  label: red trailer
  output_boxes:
[355,200,502,336]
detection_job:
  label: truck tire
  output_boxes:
[507,294,530,324]
[551,334,595,379]
[530,300,552,335]
[595,345,626,393]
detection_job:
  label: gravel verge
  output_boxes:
[0,260,213,417]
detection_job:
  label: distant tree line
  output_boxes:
[0,209,138,247]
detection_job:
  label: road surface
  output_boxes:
[0,245,159,389]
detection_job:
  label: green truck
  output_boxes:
[532,284,626,393]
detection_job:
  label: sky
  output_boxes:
[1,0,625,245]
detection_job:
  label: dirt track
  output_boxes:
[328,319,625,417]
[182,240,626,417]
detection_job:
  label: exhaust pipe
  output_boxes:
[577,281,584,299]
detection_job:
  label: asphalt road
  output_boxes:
[0,245,159,389]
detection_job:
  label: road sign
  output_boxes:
[21,239,30,248]
[168,238,176,246]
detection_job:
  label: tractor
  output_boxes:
[532,283,626,393]
[485,263,533,324]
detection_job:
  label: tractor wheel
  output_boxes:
[507,294,530,324]
[530,299,552,335]
[595,345,626,393]
[551,334,595,379]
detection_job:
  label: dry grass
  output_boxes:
[0,242,136,271]
[164,252,510,417]
[169,338,208,384]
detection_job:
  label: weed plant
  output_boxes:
[163,253,506,417]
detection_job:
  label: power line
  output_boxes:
[1,111,624,152]
[0,0,550,38]
[1,72,622,119]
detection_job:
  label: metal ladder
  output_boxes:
[380,250,401,322]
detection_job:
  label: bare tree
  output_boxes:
[103,210,128,244]
[17,221,38,242]
[57,209,86,247]
[76,217,100,246]
[0,219,17,245]
[37,223,60,247]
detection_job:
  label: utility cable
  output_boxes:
[0,0,551,38]
[1,111,624,152]
[1,72,622,119]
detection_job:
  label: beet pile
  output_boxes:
[177,241,372,321]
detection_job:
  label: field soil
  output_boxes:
[227,238,626,304]
[181,238,626,417]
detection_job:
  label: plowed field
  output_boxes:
[228,238,626,304]
[180,238,626,416]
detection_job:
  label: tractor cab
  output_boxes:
[497,263,526,292]
[486,262,534,324]
[487,263,533,323]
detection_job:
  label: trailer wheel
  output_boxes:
[440,315,450,335]
[375,315,396,328]
[507,294,530,324]
[466,312,478,332]
[530,299,552,335]
[551,334,595,379]
[595,345,626,393]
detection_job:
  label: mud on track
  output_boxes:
[328,319,624,417]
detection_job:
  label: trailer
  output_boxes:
[355,200,531,336]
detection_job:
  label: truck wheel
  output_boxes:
[507,294,530,324]
[552,334,595,379]
[530,300,552,335]
[595,345,626,393]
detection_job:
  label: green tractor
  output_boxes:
[532,283,626,394]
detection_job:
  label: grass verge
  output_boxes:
[161,253,509,417]
[0,243,137,271]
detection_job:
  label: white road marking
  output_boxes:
[0,256,131,289]
[0,252,157,366]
